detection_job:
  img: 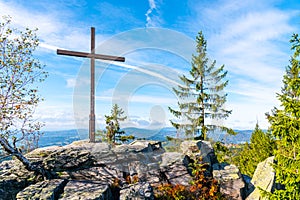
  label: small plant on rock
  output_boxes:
[104,104,135,144]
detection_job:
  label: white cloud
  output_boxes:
[95,93,176,104]
[145,0,161,27]
[0,1,108,53]
[181,0,298,129]
[66,78,76,88]
[99,60,184,87]
[213,9,294,84]
[130,95,176,104]
[34,104,76,130]
[39,43,61,51]
[0,1,63,35]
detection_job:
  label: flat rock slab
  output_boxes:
[160,152,185,167]
[62,166,119,182]
[164,164,192,186]
[16,179,67,200]
[59,180,112,200]
[43,149,94,171]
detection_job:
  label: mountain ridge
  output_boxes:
[37,127,254,147]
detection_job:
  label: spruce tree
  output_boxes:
[169,32,232,140]
[232,123,275,177]
[266,34,300,199]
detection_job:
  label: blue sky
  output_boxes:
[1,0,300,131]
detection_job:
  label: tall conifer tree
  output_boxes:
[169,32,232,140]
[266,34,300,199]
[233,123,275,177]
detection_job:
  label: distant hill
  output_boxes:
[207,129,253,144]
[122,127,177,140]
[38,129,88,147]
[1,128,254,162]
[123,127,254,144]
[35,127,254,148]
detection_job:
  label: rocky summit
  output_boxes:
[0,140,274,200]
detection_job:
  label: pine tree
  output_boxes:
[169,32,233,140]
[266,34,300,199]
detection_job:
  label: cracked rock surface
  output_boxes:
[0,139,248,200]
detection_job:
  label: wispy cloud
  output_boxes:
[96,93,176,105]
[0,1,102,53]
[213,9,294,83]
[39,43,61,51]
[145,0,161,27]
[99,60,183,87]
[179,0,299,129]
[66,78,76,88]
[34,104,76,130]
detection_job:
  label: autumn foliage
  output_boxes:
[155,158,225,200]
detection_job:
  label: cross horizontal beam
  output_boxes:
[57,49,125,62]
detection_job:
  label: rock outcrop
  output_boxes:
[0,160,35,200]
[246,156,275,200]
[0,139,247,200]
[213,163,245,200]
[180,140,216,167]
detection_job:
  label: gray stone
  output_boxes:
[16,179,67,200]
[160,152,184,167]
[213,163,245,200]
[42,148,94,171]
[59,180,112,200]
[163,163,191,186]
[120,182,154,200]
[159,152,192,186]
[0,160,35,200]
[180,140,216,167]
[60,166,119,182]
[0,139,225,199]
[246,156,275,200]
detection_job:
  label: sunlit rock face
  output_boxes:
[0,139,250,200]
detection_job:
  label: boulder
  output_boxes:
[213,163,245,200]
[160,152,185,167]
[0,140,167,199]
[59,180,113,200]
[159,152,191,186]
[180,140,216,168]
[246,156,275,200]
[16,179,67,200]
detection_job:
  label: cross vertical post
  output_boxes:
[90,27,95,143]
[57,27,125,143]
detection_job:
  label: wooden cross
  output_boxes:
[57,27,125,143]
